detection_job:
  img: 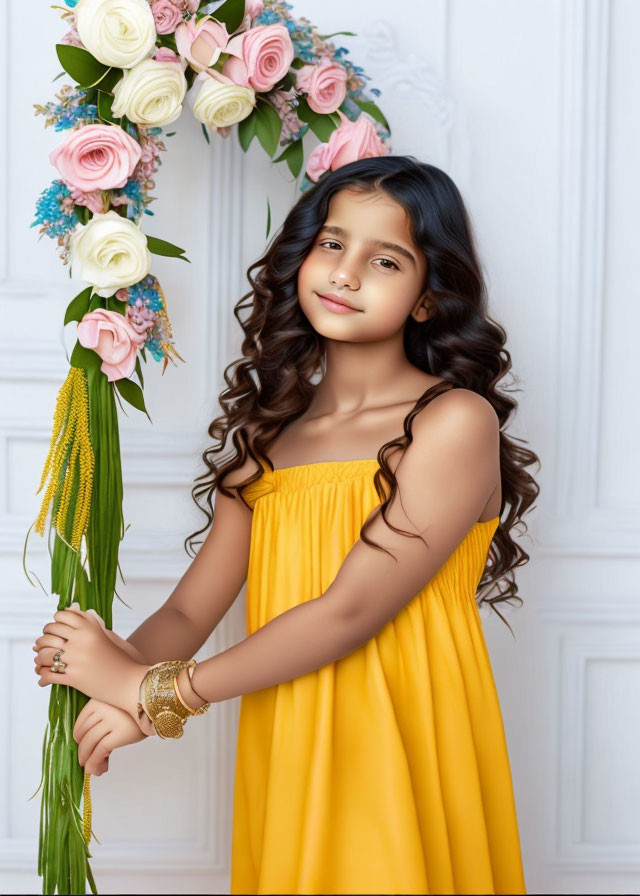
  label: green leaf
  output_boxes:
[135,355,144,389]
[77,67,121,93]
[207,0,245,33]
[73,204,92,226]
[273,139,304,178]
[265,196,271,238]
[238,109,257,151]
[294,97,337,142]
[114,376,152,422]
[201,122,211,145]
[279,71,296,91]
[146,234,190,262]
[352,97,390,132]
[63,287,93,325]
[88,292,103,312]
[97,90,117,125]
[105,296,126,315]
[56,44,108,87]
[156,32,178,53]
[52,70,66,83]
[254,100,282,158]
[94,67,122,94]
[316,31,357,38]
[69,340,102,373]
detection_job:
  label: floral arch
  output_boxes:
[28,0,392,892]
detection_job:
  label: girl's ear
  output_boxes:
[410,290,432,323]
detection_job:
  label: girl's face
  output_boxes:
[297,188,430,342]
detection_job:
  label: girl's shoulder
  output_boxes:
[414,384,498,424]
[410,387,499,453]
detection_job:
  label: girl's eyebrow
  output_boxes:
[319,224,417,267]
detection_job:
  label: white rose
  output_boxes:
[75,0,157,69]
[191,73,256,130]
[70,210,151,298]
[112,58,188,126]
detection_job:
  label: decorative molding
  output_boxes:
[358,12,456,176]
[539,0,620,555]
[360,19,453,133]
[546,628,640,872]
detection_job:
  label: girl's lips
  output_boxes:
[317,293,361,314]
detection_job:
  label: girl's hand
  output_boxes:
[100,623,147,665]
[34,605,147,666]
[33,604,151,720]
[73,698,148,776]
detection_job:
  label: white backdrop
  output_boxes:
[1,0,639,893]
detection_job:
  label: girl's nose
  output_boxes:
[330,268,360,290]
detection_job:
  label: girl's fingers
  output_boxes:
[84,755,109,778]
[85,749,110,777]
[84,608,106,629]
[33,634,66,652]
[77,720,110,768]
[81,731,114,774]
[73,706,99,744]
[41,621,76,640]
[52,609,83,628]
[34,645,64,664]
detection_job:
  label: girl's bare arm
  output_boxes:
[185,389,501,704]
[125,474,255,664]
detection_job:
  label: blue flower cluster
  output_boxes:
[126,275,164,313]
[124,275,166,361]
[112,180,150,220]
[145,335,166,362]
[31,179,78,238]
[254,9,281,25]
[50,91,98,132]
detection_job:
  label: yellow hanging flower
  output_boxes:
[35,366,95,551]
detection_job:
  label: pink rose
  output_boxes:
[49,123,142,193]
[150,0,183,35]
[246,0,265,18]
[154,46,184,66]
[77,308,146,382]
[222,24,293,93]
[60,27,84,49]
[306,109,390,182]
[295,57,347,115]
[69,187,104,215]
[175,15,229,72]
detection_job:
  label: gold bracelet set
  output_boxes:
[137,659,211,739]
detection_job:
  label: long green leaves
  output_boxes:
[35,358,124,893]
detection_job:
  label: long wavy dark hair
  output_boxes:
[185,155,540,632]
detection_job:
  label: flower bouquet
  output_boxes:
[28,0,391,892]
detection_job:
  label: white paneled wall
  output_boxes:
[1,0,638,893]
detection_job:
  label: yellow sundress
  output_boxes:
[230,458,526,895]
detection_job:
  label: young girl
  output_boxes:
[34,155,539,895]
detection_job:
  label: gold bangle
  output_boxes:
[173,669,199,715]
[187,662,209,703]
[140,660,210,740]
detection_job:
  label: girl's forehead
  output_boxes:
[325,189,412,235]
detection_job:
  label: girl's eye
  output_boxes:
[318,241,399,271]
